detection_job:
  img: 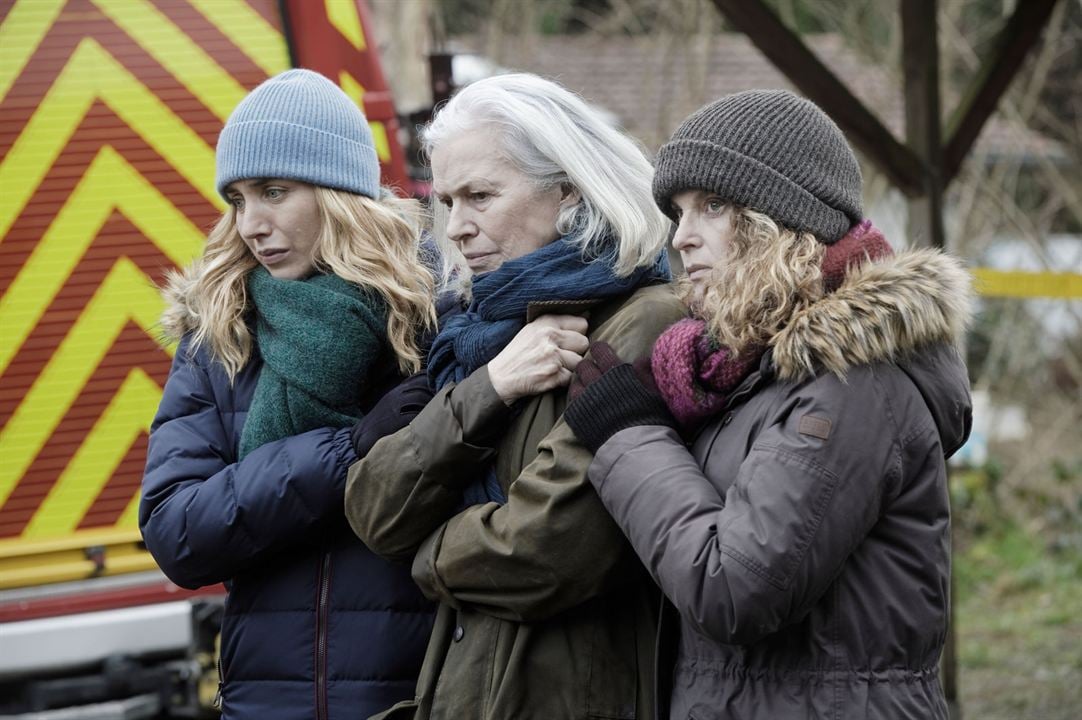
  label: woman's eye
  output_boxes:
[229,197,244,209]
[705,198,726,215]
[470,191,490,202]
[266,187,284,200]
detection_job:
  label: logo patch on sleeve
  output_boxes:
[798,415,832,440]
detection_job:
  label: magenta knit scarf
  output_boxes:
[652,220,892,432]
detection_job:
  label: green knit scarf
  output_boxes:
[239,267,388,459]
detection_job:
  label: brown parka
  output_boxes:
[587,249,974,720]
[345,283,686,720]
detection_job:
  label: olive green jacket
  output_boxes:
[345,283,685,720]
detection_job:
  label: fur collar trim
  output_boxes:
[772,248,973,381]
[159,264,203,341]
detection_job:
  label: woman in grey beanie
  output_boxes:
[140,69,437,720]
[562,89,975,719]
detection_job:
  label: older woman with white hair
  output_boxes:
[344,73,684,719]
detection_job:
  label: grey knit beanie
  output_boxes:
[653,90,863,243]
[215,69,379,199]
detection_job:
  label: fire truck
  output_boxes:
[0,1,412,715]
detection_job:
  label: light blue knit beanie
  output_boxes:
[215,69,380,199]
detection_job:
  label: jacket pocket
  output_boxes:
[368,699,420,720]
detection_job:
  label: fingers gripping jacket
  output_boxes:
[563,363,675,454]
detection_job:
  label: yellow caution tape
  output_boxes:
[972,269,1082,299]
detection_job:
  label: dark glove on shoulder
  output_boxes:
[350,372,434,458]
[563,341,675,454]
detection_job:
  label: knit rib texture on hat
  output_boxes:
[653,89,863,244]
[215,68,380,199]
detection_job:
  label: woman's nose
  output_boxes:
[670,215,698,251]
[445,205,475,244]
[237,204,270,241]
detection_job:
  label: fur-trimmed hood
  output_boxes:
[158,263,205,342]
[772,248,973,381]
[772,247,974,456]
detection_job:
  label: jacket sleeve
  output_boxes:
[140,340,356,590]
[405,293,686,623]
[588,370,908,645]
[344,365,509,563]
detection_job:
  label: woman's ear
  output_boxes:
[559,183,581,209]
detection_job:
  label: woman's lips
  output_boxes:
[258,248,289,265]
[464,252,496,269]
[685,264,712,282]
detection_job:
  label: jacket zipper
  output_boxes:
[213,655,224,709]
[315,551,332,720]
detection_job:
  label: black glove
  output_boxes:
[564,341,675,453]
[350,372,435,458]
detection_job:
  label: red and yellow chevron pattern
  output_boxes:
[0,0,403,587]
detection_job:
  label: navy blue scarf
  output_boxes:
[428,237,670,391]
[428,236,670,504]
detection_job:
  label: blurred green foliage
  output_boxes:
[951,460,1082,719]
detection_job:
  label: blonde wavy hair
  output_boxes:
[684,208,825,357]
[161,187,436,379]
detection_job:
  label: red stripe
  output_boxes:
[77,432,150,530]
[241,0,282,32]
[0,577,226,622]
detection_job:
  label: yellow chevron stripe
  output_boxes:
[91,0,249,122]
[339,70,366,104]
[339,72,391,163]
[0,527,142,557]
[0,147,203,377]
[0,0,66,104]
[25,369,161,540]
[188,0,290,76]
[116,485,142,531]
[0,529,153,589]
[973,268,1082,299]
[0,37,223,241]
[369,121,391,163]
[0,258,167,509]
[325,0,366,51]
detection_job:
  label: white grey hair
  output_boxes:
[422,72,669,279]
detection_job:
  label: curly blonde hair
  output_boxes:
[683,208,825,357]
[161,187,436,379]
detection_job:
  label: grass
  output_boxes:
[953,512,1082,719]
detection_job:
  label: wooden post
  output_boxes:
[708,0,924,197]
[900,5,956,713]
[901,0,945,250]
[944,0,1063,181]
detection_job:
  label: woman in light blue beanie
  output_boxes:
[140,69,437,720]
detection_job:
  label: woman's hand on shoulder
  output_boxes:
[350,372,434,458]
[488,314,589,405]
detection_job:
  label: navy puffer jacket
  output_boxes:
[140,337,433,720]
